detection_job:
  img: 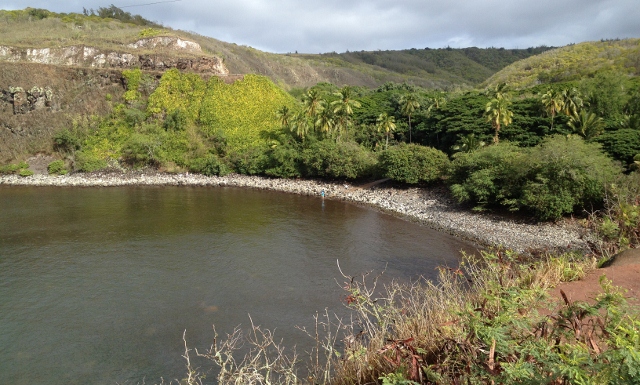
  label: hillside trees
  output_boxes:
[484,84,514,143]
[399,93,420,143]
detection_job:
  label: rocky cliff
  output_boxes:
[0,36,229,75]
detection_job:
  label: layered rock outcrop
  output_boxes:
[0,37,228,75]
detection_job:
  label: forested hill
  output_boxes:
[484,38,640,89]
[295,46,553,87]
[0,7,550,89]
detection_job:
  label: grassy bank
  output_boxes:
[175,248,638,385]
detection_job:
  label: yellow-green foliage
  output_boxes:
[147,69,206,123]
[122,68,143,102]
[199,75,296,151]
[82,109,135,160]
[485,39,640,89]
[148,71,296,151]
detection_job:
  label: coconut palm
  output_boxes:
[331,86,361,139]
[290,112,310,140]
[315,105,335,138]
[276,105,292,129]
[568,110,604,140]
[399,93,420,143]
[541,88,564,131]
[303,89,323,119]
[376,112,396,150]
[485,96,513,144]
[561,87,585,117]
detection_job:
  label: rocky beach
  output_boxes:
[0,171,592,253]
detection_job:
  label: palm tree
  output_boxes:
[376,113,396,150]
[276,105,292,129]
[426,94,447,116]
[315,105,335,138]
[399,93,420,143]
[452,133,486,153]
[541,88,564,131]
[290,112,310,140]
[561,87,585,117]
[567,110,604,140]
[485,96,513,144]
[303,89,323,119]
[331,86,361,140]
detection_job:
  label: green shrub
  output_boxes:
[75,151,108,172]
[0,161,29,175]
[189,154,229,176]
[121,133,159,168]
[19,169,34,177]
[301,140,377,179]
[53,129,82,153]
[163,109,188,132]
[448,136,621,220]
[379,143,449,184]
[123,108,146,127]
[47,160,67,175]
[596,128,640,166]
[263,144,302,178]
[520,135,621,220]
[227,147,268,175]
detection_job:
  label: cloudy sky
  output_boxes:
[3,0,640,53]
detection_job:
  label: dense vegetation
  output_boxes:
[29,62,637,223]
[1,8,639,384]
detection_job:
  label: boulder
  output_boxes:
[608,248,640,267]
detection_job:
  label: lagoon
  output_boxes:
[0,185,475,384]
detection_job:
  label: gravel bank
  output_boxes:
[0,172,591,253]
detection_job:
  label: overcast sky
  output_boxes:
[3,0,640,53]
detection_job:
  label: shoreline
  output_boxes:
[0,171,592,253]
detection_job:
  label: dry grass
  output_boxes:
[172,250,600,385]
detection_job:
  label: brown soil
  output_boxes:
[550,257,640,308]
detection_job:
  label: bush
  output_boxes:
[121,133,159,168]
[596,128,640,166]
[263,144,303,178]
[519,135,621,220]
[189,154,230,176]
[0,161,29,175]
[302,140,377,179]
[448,136,622,220]
[227,147,268,175]
[379,143,449,184]
[19,169,34,177]
[53,129,81,153]
[75,151,108,172]
[448,142,526,209]
[47,160,67,175]
[163,109,188,132]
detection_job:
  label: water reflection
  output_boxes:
[0,185,476,385]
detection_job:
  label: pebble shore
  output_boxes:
[0,172,592,253]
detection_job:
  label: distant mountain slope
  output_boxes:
[483,39,640,89]
[0,7,552,90]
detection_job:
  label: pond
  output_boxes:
[0,185,476,384]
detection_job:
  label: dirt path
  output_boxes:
[550,256,640,307]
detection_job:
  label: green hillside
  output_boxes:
[0,7,551,89]
[484,39,640,89]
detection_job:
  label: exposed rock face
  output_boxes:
[0,39,228,75]
[138,54,228,74]
[127,37,202,52]
[4,86,55,115]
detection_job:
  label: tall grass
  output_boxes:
[171,248,640,385]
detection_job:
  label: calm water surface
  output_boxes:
[0,186,475,384]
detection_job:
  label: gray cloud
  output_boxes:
[3,0,639,52]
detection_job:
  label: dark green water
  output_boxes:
[0,186,475,384]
